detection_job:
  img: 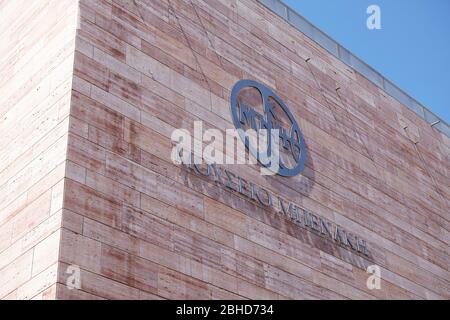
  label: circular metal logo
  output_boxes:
[230,80,307,177]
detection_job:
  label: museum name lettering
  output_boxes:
[186,162,370,256]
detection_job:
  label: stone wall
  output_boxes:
[0,0,78,299]
[1,0,449,299]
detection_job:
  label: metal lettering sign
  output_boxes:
[186,162,370,257]
[230,80,307,177]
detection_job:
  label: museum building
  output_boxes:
[0,0,449,299]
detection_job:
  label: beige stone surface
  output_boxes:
[0,0,79,299]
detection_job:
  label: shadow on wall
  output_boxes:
[294,139,316,198]
[262,138,316,201]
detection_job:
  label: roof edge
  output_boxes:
[258,0,450,138]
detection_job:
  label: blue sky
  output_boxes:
[282,0,450,124]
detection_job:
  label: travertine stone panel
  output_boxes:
[0,0,79,299]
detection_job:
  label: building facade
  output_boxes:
[0,0,449,299]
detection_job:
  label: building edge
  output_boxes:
[258,0,450,139]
